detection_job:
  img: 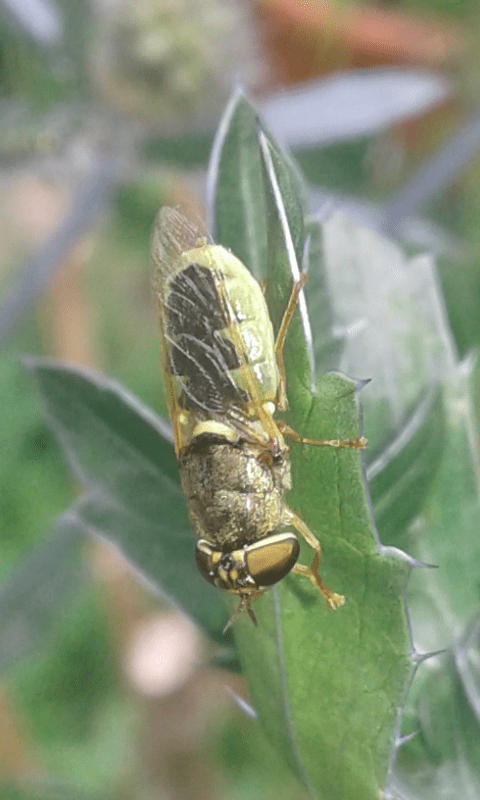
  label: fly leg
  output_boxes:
[277,421,367,450]
[273,274,367,449]
[283,506,345,610]
[274,274,308,412]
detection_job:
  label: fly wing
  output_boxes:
[151,208,207,454]
[151,207,203,294]
[151,208,276,451]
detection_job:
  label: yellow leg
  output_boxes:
[277,420,366,449]
[284,507,345,610]
[274,274,308,412]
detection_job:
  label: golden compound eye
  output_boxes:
[245,534,299,587]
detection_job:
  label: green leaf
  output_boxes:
[380,362,480,795]
[415,361,480,629]
[27,358,229,639]
[207,88,268,281]
[316,214,451,548]
[401,358,480,658]
[301,209,480,796]
[313,197,480,798]
[0,515,82,670]
[367,388,445,550]
[211,92,411,800]
[388,362,480,797]
[395,629,480,799]
[319,214,455,452]
[303,218,343,375]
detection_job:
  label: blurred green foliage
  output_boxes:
[0,352,73,572]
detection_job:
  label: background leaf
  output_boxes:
[312,213,452,549]
[394,360,480,800]
[301,200,480,797]
[261,69,451,148]
[207,88,268,281]
[0,513,81,670]
[27,358,229,639]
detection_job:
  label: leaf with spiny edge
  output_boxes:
[209,89,412,800]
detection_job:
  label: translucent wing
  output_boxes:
[151,207,279,453]
[151,208,205,453]
[151,207,203,294]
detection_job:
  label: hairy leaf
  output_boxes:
[27,358,229,639]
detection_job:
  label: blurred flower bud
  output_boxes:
[90,0,267,130]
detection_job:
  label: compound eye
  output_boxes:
[245,534,299,587]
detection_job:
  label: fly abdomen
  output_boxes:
[178,437,290,549]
